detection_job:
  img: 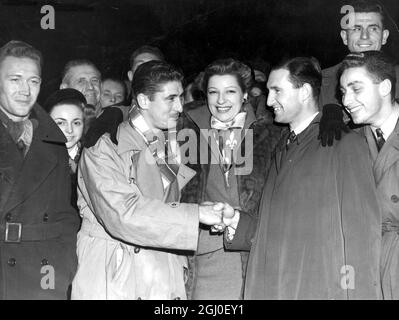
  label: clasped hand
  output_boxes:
[199,202,237,232]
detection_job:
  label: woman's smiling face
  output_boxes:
[207,74,247,122]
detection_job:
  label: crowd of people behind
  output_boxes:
[0,0,399,300]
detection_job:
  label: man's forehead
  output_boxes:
[0,56,41,76]
[157,81,183,95]
[69,64,100,78]
[342,67,371,84]
[353,12,383,25]
[267,69,290,86]
[134,53,159,64]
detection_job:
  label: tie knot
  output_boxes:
[287,130,297,144]
[376,128,384,139]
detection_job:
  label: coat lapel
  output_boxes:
[0,124,24,211]
[371,119,399,185]
[1,104,66,216]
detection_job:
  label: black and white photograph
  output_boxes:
[0,0,399,308]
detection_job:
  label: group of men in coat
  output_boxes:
[1,0,399,300]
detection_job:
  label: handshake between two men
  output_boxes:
[198,202,240,233]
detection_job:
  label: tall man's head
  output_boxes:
[267,57,322,129]
[340,50,396,127]
[132,60,184,130]
[340,0,389,52]
[0,40,42,122]
[127,45,165,82]
[60,59,101,109]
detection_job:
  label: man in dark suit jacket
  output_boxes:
[0,40,80,299]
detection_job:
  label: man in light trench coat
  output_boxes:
[72,60,228,300]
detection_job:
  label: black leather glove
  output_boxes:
[82,107,123,148]
[318,103,350,147]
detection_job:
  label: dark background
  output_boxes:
[0,0,398,103]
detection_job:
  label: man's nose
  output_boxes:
[86,80,94,90]
[360,28,370,39]
[174,98,183,113]
[266,92,274,106]
[19,80,30,95]
[110,96,116,103]
[342,92,352,107]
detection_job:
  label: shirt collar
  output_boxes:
[370,106,399,140]
[290,112,319,135]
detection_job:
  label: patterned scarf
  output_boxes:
[0,108,37,157]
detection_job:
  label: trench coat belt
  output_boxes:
[0,221,65,242]
[382,221,399,234]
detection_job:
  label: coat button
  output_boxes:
[169,202,178,208]
[391,195,399,203]
[8,258,16,267]
[43,214,49,222]
[134,247,140,254]
[5,213,12,222]
[41,259,49,266]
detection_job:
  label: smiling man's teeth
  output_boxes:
[273,106,282,112]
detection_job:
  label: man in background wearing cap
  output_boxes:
[0,40,80,299]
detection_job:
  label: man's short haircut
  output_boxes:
[339,50,396,101]
[61,59,101,85]
[0,40,43,73]
[345,0,386,28]
[129,45,165,70]
[272,56,322,98]
[132,60,183,101]
[202,58,252,94]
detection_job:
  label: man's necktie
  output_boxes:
[286,130,297,147]
[375,128,385,152]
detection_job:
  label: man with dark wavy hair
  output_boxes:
[340,50,399,299]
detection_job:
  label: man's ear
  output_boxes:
[60,82,67,89]
[340,30,348,46]
[136,93,149,110]
[300,83,312,102]
[127,70,133,82]
[378,79,392,98]
[382,29,390,46]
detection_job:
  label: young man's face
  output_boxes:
[340,12,389,52]
[340,66,384,125]
[267,68,302,127]
[61,64,101,107]
[0,56,41,121]
[141,81,184,130]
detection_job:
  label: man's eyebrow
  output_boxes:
[268,85,280,90]
[341,80,363,89]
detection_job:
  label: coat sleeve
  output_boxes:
[78,135,199,251]
[336,132,382,299]
[224,210,257,251]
